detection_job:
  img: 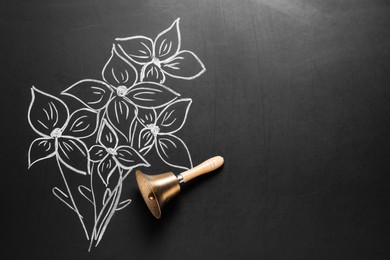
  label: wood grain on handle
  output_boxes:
[180,156,224,183]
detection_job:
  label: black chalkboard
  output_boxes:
[2,0,390,259]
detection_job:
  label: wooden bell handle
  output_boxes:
[180,156,224,183]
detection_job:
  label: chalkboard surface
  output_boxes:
[2,0,390,259]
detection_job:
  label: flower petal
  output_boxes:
[140,63,166,83]
[97,155,117,186]
[62,108,98,138]
[154,18,181,61]
[114,145,149,169]
[89,145,108,162]
[57,137,89,175]
[61,79,113,110]
[28,137,56,168]
[161,50,206,80]
[155,134,193,170]
[102,45,138,88]
[28,87,69,137]
[98,119,119,149]
[126,82,180,109]
[115,36,153,65]
[156,98,192,134]
[138,128,155,154]
[137,107,157,127]
[106,97,137,140]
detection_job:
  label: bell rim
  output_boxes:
[135,170,162,219]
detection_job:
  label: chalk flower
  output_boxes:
[89,119,149,185]
[137,98,193,170]
[62,45,180,140]
[28,87,98,174]
[116,18,206,83]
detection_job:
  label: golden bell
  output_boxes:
[135,156,224,219]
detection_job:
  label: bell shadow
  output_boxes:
[130,188,181,241]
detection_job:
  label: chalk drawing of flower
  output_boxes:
[89,119,149,185]
[116,18,206,83]
[62,45,180,140]
[137,98,193,170]
[28,86,98,240]
[27,17,206,251]
[28,87,98,174]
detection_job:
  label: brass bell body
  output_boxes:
[135,171,180,219]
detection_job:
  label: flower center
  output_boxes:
[147,124,160,136]
[151,57,161,68]
[106,147,117,155]
[50,128,62,138]
[116,85,127,97]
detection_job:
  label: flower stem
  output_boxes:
[96,181,123,246]
[89,168,128,250]
[56,156,89,240]
[88,163,99,252]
